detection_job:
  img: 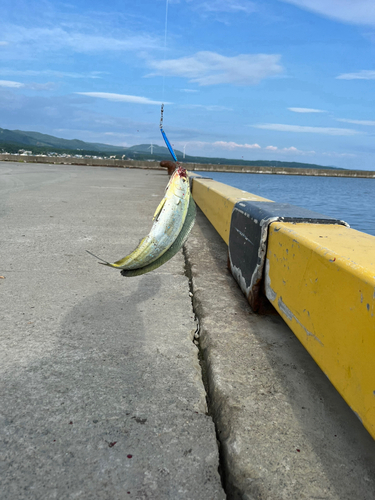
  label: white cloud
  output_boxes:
[76,92,167,106]
[0,79,55,91]
[213,141,261,149]
[280,0,375,26]
[104,132,133,138]
[265,145,315,154]
[337,70,375,80]
[31,82,55,91]
[0,41,9,46]
[322,152,356,157]
[176,140,315,156]
[1,25,159,55]
[336,118,375,126]
[288,107,326,113]
[0,69,104,80]
[0,80,24,88]
[198,0,257,14]
[282,146,316,154]
[254,123,361,136]
[180,89,198,93]
[180,104,232,111]
[148,51,283,86]
[165,140,259,150]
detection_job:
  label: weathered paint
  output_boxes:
[191,175,375,439]
[191,177,271,244]
[265,222,375,439]
[227,200,346,311]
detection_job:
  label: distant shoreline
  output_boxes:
[188,163,375,178]
[1,153,374,178]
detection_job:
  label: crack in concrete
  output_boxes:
[182,244,228,498]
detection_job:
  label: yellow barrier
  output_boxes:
[191,177,271,244]
[191,176,375,439]
[266,222,375,438]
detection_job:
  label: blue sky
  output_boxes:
[1,0,375,169]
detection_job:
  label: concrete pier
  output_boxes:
[1,162,375,499]
[1,153,375,178]
[0,163,224,499]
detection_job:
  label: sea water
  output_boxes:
[195,172,375,237]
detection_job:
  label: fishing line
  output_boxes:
[161,0,169,104]
[159,0,179,163]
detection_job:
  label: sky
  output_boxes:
[1,0,375,170]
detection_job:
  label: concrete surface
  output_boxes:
[184,208,375,499]
[2,154,375,178]
[2,161,375,500]
[0,162,225,499]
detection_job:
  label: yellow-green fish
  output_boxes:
[120,195,196,277]
[87,166,190,270]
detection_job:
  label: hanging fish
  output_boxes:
[120,195,196,277]
[87,166,190,270]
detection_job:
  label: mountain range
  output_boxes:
[0,127,340,170]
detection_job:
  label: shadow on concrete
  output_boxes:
[1,276,155,494]
[1,270,224,499]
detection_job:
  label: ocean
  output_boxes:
[195,171,375,237]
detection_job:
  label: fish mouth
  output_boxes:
[176,166,187,178]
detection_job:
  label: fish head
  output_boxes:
[169,167,189,199]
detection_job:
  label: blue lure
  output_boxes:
[160,104,178,162]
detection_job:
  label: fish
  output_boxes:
[120,195,196,277]
[87,166,190,270]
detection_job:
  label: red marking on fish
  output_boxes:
[176,166,187,178]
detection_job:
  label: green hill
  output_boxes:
[0,126,342,170]
[0,128,127,153]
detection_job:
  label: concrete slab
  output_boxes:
[184,207,375,500]
[0,163,225,499]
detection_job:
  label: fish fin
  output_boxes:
[152,197,166,220]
